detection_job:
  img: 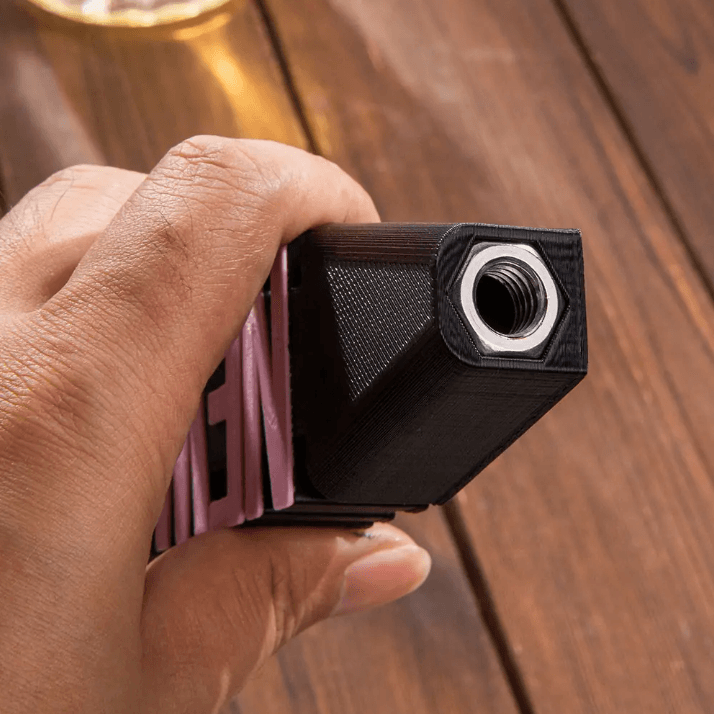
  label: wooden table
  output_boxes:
[2,0,714,711]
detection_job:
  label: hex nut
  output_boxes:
[452,242,564,358]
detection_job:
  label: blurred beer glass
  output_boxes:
[25,0,230,26]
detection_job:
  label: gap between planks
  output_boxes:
[550,0,714,312]
[248,1,539,712]
[442,500,537,714]
[253,0,320,156]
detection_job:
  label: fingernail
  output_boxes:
[333,545,432,616]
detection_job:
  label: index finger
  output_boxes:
[20,137,379,558]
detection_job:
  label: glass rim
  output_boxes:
[22,0,232,27]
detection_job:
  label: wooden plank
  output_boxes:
[0,4,520,714]
[555,0,714,288]
[0,2,105,205]
[262,0,714,711]
[0,0,307,200]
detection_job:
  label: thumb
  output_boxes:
[140,523,430,713]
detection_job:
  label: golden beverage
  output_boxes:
[24,0,231,27]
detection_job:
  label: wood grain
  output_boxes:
[555,0,714,288]
[262,0,714,711]
[0,0,306,202]
[0,2,105,205]
[0,3,520,713]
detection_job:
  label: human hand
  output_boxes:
[0,137,431,713]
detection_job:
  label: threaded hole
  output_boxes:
[474,259,546,337]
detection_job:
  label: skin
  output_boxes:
[0,137,431,714]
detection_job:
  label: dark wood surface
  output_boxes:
[2,0,714,712]
[557,0,714,288]
[0,0,307,197]
[0,2,519,713]
[263,0,714,711]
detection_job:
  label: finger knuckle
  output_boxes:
[91,198,197,322]
[41,164,84,188]
[1,168,84,246]
[40,164,105,191]
[2,165,121,247]
[164,136,286,209]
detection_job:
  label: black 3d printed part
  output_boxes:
[285,222,586,511]
[155,223,587,549]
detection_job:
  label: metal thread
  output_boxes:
[474,259,547,337]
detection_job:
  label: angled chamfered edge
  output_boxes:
[153,222,588,553]
[286,223,587,509]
